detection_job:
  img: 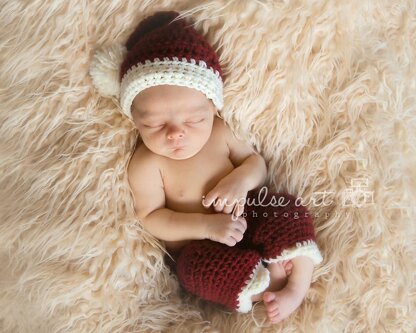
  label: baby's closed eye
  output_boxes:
[142,118,205,129]
[143,123,165,128]
[185,118,205,124]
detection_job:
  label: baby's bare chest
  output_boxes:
[161,147,234,214]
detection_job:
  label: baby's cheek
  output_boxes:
[140,133,158,146]
[141,130,160,139]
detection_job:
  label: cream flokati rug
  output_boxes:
[0,0,415,332]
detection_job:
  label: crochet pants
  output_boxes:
[164,187,323,313]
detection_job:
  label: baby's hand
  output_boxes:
[202,176,248,217]
[204,213,247,247]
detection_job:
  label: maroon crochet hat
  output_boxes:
[90,11,224,119]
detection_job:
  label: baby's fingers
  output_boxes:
[225,237,237,247]
[202,194,215,208]
[231,229,244,243]
[233,221,247,234]
[238,216,247,231]
[232,202,245,218]
[203,188,223,208]
[222,200,235,214]
[213,198,226,212]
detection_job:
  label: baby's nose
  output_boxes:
[167,126,185,140]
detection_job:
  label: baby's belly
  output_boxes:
[162,182,223,252]
[165,189,216,214]
[162,160,235,252]
[163,156,234,213]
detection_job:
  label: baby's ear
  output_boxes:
[208,99,219,115]
[213,106,222,118]
[130,103,139,118]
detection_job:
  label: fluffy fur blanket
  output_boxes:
[1,0,415,332]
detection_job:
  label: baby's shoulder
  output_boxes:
[130,142,153,162]
[211,116,236,147]
[212,115,232,139]
[128,142,160,176]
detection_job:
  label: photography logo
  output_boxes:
[341,178,374,208]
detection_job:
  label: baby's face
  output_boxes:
[131,85,216,160]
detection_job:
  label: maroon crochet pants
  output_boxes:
[164,187,322,313]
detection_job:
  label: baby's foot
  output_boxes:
[251,260,293,303]
[263,287,304,324]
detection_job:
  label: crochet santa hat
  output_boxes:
[89,11,224,119]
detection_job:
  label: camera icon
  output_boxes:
[342,178,374,208]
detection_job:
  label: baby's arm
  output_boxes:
[127,148,206,241]
[203,121,267,216]
[224,124,267,191]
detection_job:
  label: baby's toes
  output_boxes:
[269,311,280,323]
[268,307,279,317]
[263,292,280,322]
[266,300,279,314]
[267,304,280,323]
[270,311,284,324]
[267,302,285,324]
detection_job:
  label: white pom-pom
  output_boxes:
[89,44,127,97]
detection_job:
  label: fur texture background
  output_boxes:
[1,0,415,332]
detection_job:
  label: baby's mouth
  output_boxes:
[170,145,186,150]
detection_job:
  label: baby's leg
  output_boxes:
[175,239,270,313]
[242,189,322,321]
[263,256,314,324]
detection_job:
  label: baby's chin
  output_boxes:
[156,145,203,160]
[165,147,199,160]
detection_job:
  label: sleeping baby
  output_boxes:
[90,11,323,324]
